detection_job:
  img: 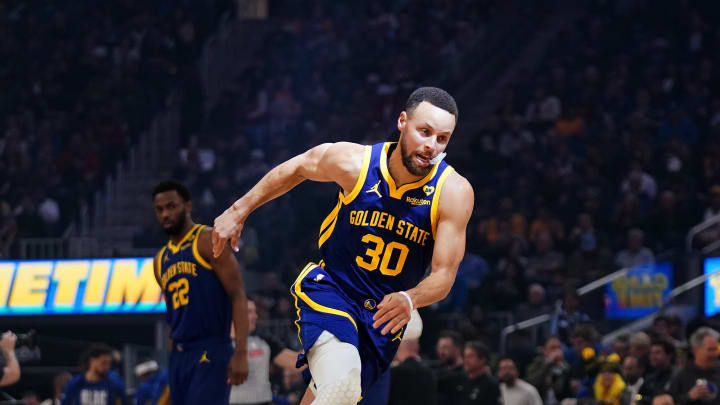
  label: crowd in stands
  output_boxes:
[0,0,231,256]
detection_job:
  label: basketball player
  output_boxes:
[213,87,473,405]
[152,181,249,405]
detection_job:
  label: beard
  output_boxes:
[163,212,187,236]
[499,375,516,386]
[399,134,434,177]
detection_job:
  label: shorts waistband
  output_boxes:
[171,336,231,352]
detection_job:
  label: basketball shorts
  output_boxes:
[290,262,404,395]
[168,337,233,405]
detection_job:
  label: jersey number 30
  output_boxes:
[167,278,189,309]
[355,234,409,276]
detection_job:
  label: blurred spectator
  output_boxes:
[62,343,127,405]
[388,337,437,405]
[612,334,631,361]
[703,186,720,221]
[643,191,688,253]
[480,197,528,245]
[22,391,41,405]
[457,251,490,291]
[621,164,658,202]
[497,357,542,405]
[637,339,676,405]
[40,371,72,405]
[629,332,652,371]
[432,330,465,404]
[451,341,501,405]
[273,368,305,405]
[515,283,551,323]
[527,231,565,283]
[551,291,591,344]
[619,356,644,405]
[593,361,626,405]
[133,359,168,405]
[651,394,674,405]
[0,331,19,387]
[615,229,655,269]
[667,327,720,404]
[526,336,573,405]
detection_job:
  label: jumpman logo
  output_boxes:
[366,181,382,198]
[392,328,404,342]
[199,351,211,363]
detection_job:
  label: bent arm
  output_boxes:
[231,142,363,220]
[406,174,474,309]
[0,350,19,386]
[272,349,300,370]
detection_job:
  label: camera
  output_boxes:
[15,330,36,350]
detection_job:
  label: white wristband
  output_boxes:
[398,291,414,311]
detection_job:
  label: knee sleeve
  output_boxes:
[308,331,362,405]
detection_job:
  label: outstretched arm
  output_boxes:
[373,172,474,335]
[212,142,365,257]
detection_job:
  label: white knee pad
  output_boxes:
[308,331,362,405]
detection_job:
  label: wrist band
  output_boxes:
[398,291,414,311]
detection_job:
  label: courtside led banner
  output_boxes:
[0,258,165,315]
[704,257,720,317]
[605,262,673,319]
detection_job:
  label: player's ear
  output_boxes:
[185,200,192,213]
[398,111,407,132]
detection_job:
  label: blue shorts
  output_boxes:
[290,263,404,395]
[168,337,233,405]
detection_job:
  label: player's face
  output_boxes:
[397,101,456,177]
[91,354,112,378]
[248,300,258,333]
[153,191,191,236]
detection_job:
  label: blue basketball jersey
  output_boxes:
[318,142,454,302]
[155,224,231,343]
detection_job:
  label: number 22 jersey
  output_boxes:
[318,142,454,302]
[155,224,231,343]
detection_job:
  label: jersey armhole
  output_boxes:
[430,166,455,239]
[192,226,213,270]
[154,246,167,282]
[339,145,372,205]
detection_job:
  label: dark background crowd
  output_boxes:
[3,0,720,404]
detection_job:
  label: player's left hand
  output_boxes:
[227,349,249,385]
[372,293,412,335]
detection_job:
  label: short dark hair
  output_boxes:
[405,87,458,118]
[81,343,114,370]
[465,341,490,361]
[438,330,464,349]
[651,337,676,356]
[153,180,191,202]
[571,324,598,343]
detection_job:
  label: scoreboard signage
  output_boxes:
[0,258,165,315]
[704,257,720,317]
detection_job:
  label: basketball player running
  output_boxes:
[213,87,473,405]
[152,181,249,405]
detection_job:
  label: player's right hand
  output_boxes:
[213,207,244,258]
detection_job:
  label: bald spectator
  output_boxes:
[668,327,720,404]
[652,394,674,405]
[630,332,652,371]
[497,357,542,405]
[620,356,645,405]
[388,338,437,405]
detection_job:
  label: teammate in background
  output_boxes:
[152,181,249,405]
[230,298,299,405]
[61,344,127,405]
[214,87,474,405]
[133,360,169,405]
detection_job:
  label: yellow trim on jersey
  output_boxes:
[294,262,358,331]
[166,224,201,253]
[156,386,170,405]
[431,166,455,238]
[154,246,167,282]
[192,225,213,269]
[380,142,440,199]
[290,262,315,346]
[339,145,372,205]
[318,196,342,248]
